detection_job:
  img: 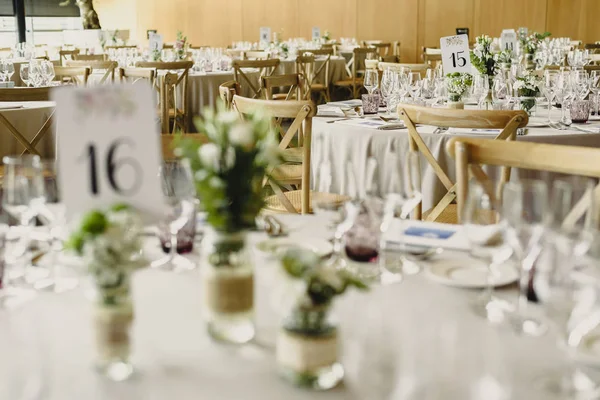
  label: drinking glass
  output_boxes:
[589,70,600,116]
[28,61,42,88]
[380,68,395,115]
[473,74,490,109]
[4,61,14,83]
[502,180,549,337]
[463,181,514,323]
[41,61,55,86]
[151,160,197,272]
[407,72,422,103]
[492,77,509,110]
[363,69,378,95]
[20,64,30,87]
[313,148,344,231]
[541,70,558,123]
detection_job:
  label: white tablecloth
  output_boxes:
[0,101,56,161]
[0,214,571,399]
[313,108,600,210]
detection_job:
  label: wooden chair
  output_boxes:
[296,53,331,103]
[447,138,600,225]
[363,41,392,59]
[393,41,401,58]
[422,47,442,67]
[381,55,400,63]
[261,74,302,101]
[226,49,244,59]
[0,87,54,156]
[297,48,334,57]
[243,51,271,60]
[135,61,194,133]
[218,80,240,109]
[65,60,118,84]
[334,47,377,98]
[397,104,528,223]
[59,49,80,65]
[73,54,107,61]
[54,66,91,86]
[585,44,600,54]
[232,95,318,214]
[161,133,207,160]
[118,67,156,86]
[232,59,280,99]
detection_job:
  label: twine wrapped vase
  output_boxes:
[202,228,255,344]
[447,94,464,109]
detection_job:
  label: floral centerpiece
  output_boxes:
[276,248,368,390]
[445,72,473,108]
[514,71,540,115]
[496,49,513,69]
[322,30,331,42]
[175,30,188,61]
[151,47,161,62]
[175,104,281,344]
[520,31,551,55]
[65,204,144,381]
[471,35,497,82]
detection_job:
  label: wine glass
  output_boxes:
[407,72,422,103]
[151,160,197,272]
[589,70,600,116]
[502,180,549,337]
[463,180,514,323]
[492,77,509,110]
[541,70,558,123]
[380,68,396,115]
[363,69,378,95]
[4,61,14,83]
[20,64,30,87]
[41,61,55,86]
[473,74,490,109]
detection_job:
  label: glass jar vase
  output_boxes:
[517,96,537,116]
[202,228,254,344]
[276,303,343,390]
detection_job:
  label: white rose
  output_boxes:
[198,143,220,170]
[228,123,254,148]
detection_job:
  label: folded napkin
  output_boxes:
[448,128,501,135]
[377,123,406,130]
[317,105,345,117]
[383,219,470,251]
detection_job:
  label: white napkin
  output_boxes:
[448,128,501,135]
[317,105,345,117]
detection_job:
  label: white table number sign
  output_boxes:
[440,34,472,74]
[501,29,517,52]
[260,27,271,43]
[52,85,164,222]
[312,27,321,41]
[149,32,163,51]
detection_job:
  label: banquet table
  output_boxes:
[312,107,600,211]
[278,56,349,86]
[0,213,575,399]
[0,101,56,161]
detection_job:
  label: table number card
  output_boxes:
[501,29,517,52]
[52,85,164,223]
[149,32,163,51]
[260,27,271,43]
[440,34,472,74]
[312,27,321,41]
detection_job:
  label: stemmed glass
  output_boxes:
[540,70,558,123]
[502,180,549,337]
[41,61,55,86]
[151,160,197,272]
[473,74,490,109]
[407,72,422,103]
[589,70,600,116]
[380,68,396,115]
[463,180,514,323]
[492,77,509,110]
[363,69,378,95]
[1,61,14,83]
[20,64,30,87]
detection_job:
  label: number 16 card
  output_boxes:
[440,34,472,74]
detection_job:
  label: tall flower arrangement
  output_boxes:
[175,31,188,61]
[514,71,540,115]
[520,32,551,55]
[470,35,497,81]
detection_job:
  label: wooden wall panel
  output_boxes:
[241,0,298,42]
[357,0,418,62]
[421,0,474,48]
[297,0,357,40]
[475,0,547,38]
[185,0,242,47]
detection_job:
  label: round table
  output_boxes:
[312,106,600,210]
[0,214,568,399]
[0,101,56,161]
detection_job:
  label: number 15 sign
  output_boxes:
[52,84,164,223]
[440,34,472,74]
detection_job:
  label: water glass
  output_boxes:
[361,93,379,114]
[363,69,378,95]
[570,100,590,123]
[19,64,30,87]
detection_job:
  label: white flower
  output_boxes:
[195,170,208,181]
[209,176,224,188]
[224,146,236,170]
[513,80,524,91]
[228,123,254,148]
[173,147,183,157]
[198,143,220,170]
[260,143,281,165]
[217,110,239,125]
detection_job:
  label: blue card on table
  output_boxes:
[404,226,456,240]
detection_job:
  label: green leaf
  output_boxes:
[110,203,130,212]
[65,232,85,255]
[80,210,107,235]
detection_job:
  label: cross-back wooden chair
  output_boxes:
[447,138,600,225]
[219,80,240,110]
[398,104,528,223]
[118,67,156,86]
[232,59,280,99]
[334,47,377,98]
[65,60,118,84]
[232,95,320,214]
[585,44,600,54]
[226,49,244,59]
[296,53,331,103]
[0,87,54,157]
[159,72,181,133]
[135,61,194,133]
[393,41,401,57]
[59,49,79,65]
[261,74,302,101]
[363,41,392,59]
[54,66,91,86]
[422,47,442,68]
[297,48,334,57]
[243,51,271,60]
[73,54,107,61]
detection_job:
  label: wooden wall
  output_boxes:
[95,0,600,63]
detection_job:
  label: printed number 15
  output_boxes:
[450,51,467,68]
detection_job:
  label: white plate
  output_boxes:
[255,238,332,257]
[527,117,549,128]
[425,258,518,289]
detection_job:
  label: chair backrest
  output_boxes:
[351,47,377,78]
[73,54,107,61]
[159,72,179,133]
[135,61,194,132]
[398,103,528,222]
[232,95,316,213]
[585,43,600,53]
[65,60,118,84]
[226,49,244,59]
[261,73,302,101]
[363,41,392,58]
[243,51,271,60]
[232,58,281,99]
[54,66,91,86]
[0,87,52,101]
[447,137,600,224]
[296,53,331,98]
[297,48,334,56]
[59,49,80,65]
[218,80,240,109]
[393,41,401,57]
[422,47,442,67]
[119,67,156,86]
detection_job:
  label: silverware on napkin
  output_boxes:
[377,124,406,130]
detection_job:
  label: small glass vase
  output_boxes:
[202,228,255,344]
[93,282,134,382]
[276,303,343,390]
[518,96,537,116]
[447,95,464,109]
